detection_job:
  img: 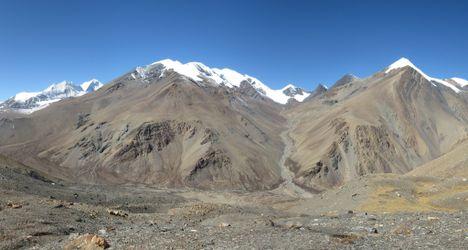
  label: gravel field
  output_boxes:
[1,162,467,249]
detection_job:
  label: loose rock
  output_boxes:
[218,222,231,228]
[107,209,128,218]
[64,234,109,249]
[7,201,22,209]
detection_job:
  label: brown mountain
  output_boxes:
[0,68,287,191]
[284,60,468,191]
[0,58,467,193]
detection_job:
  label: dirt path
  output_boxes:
[274,120,313,198]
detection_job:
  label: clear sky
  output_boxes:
[1,0,467,100]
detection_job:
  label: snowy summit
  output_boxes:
[1,79,103,114]
[132,59,311,104]
[385,57,464,93]
[81,79,103,93]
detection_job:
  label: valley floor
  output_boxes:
[1,174,467,249]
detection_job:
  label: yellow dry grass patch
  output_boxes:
[358,179,467,213]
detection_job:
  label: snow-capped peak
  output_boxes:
[153,59,205,81]
[385,57,462,93]
[134,59,310,104]
[81,79,103,92]
[385,57,420,74]
[2,79,103,114]
[44,81,77,93]
[14,91,41,102]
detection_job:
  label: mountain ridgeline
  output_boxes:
[0,58,466,191]
[0,79,103,113]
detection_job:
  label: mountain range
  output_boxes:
[0,57,466,192]
[0,79,103,114]
[0,60,314,114]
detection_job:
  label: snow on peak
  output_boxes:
[281,84,297,91]
[385,57,462,93]
[14,91,41,102]
[44,81,75,93]
[450,77,468,88]
[153,59,204,81]
[4,79,104,113]
[281,84,311,102]
[81,79,103,92]
[136,59,310,104]
[385,57,419,74]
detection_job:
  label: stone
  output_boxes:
[6,201,22,209]
[64,234,109,250]
[107,209,128,217]
[352,226,378,234]
[218,222,231,228]
[98,229,108,237]
[284,221,303,229]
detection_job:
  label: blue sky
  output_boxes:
[1,0,467,100]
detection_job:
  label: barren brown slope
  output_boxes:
[407,139,468,178]
[284,66,468,191]
[0,70,286,191]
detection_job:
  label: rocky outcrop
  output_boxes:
[354,125,396,175]
[72,122,113,159]
[237,81,267,100]
[186,149,231,181]
[115,120,203,161]
[297,118,351,188]
[76,113,91,129]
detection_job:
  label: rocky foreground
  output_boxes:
[1,181,467,249]
[1,154,467,249]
